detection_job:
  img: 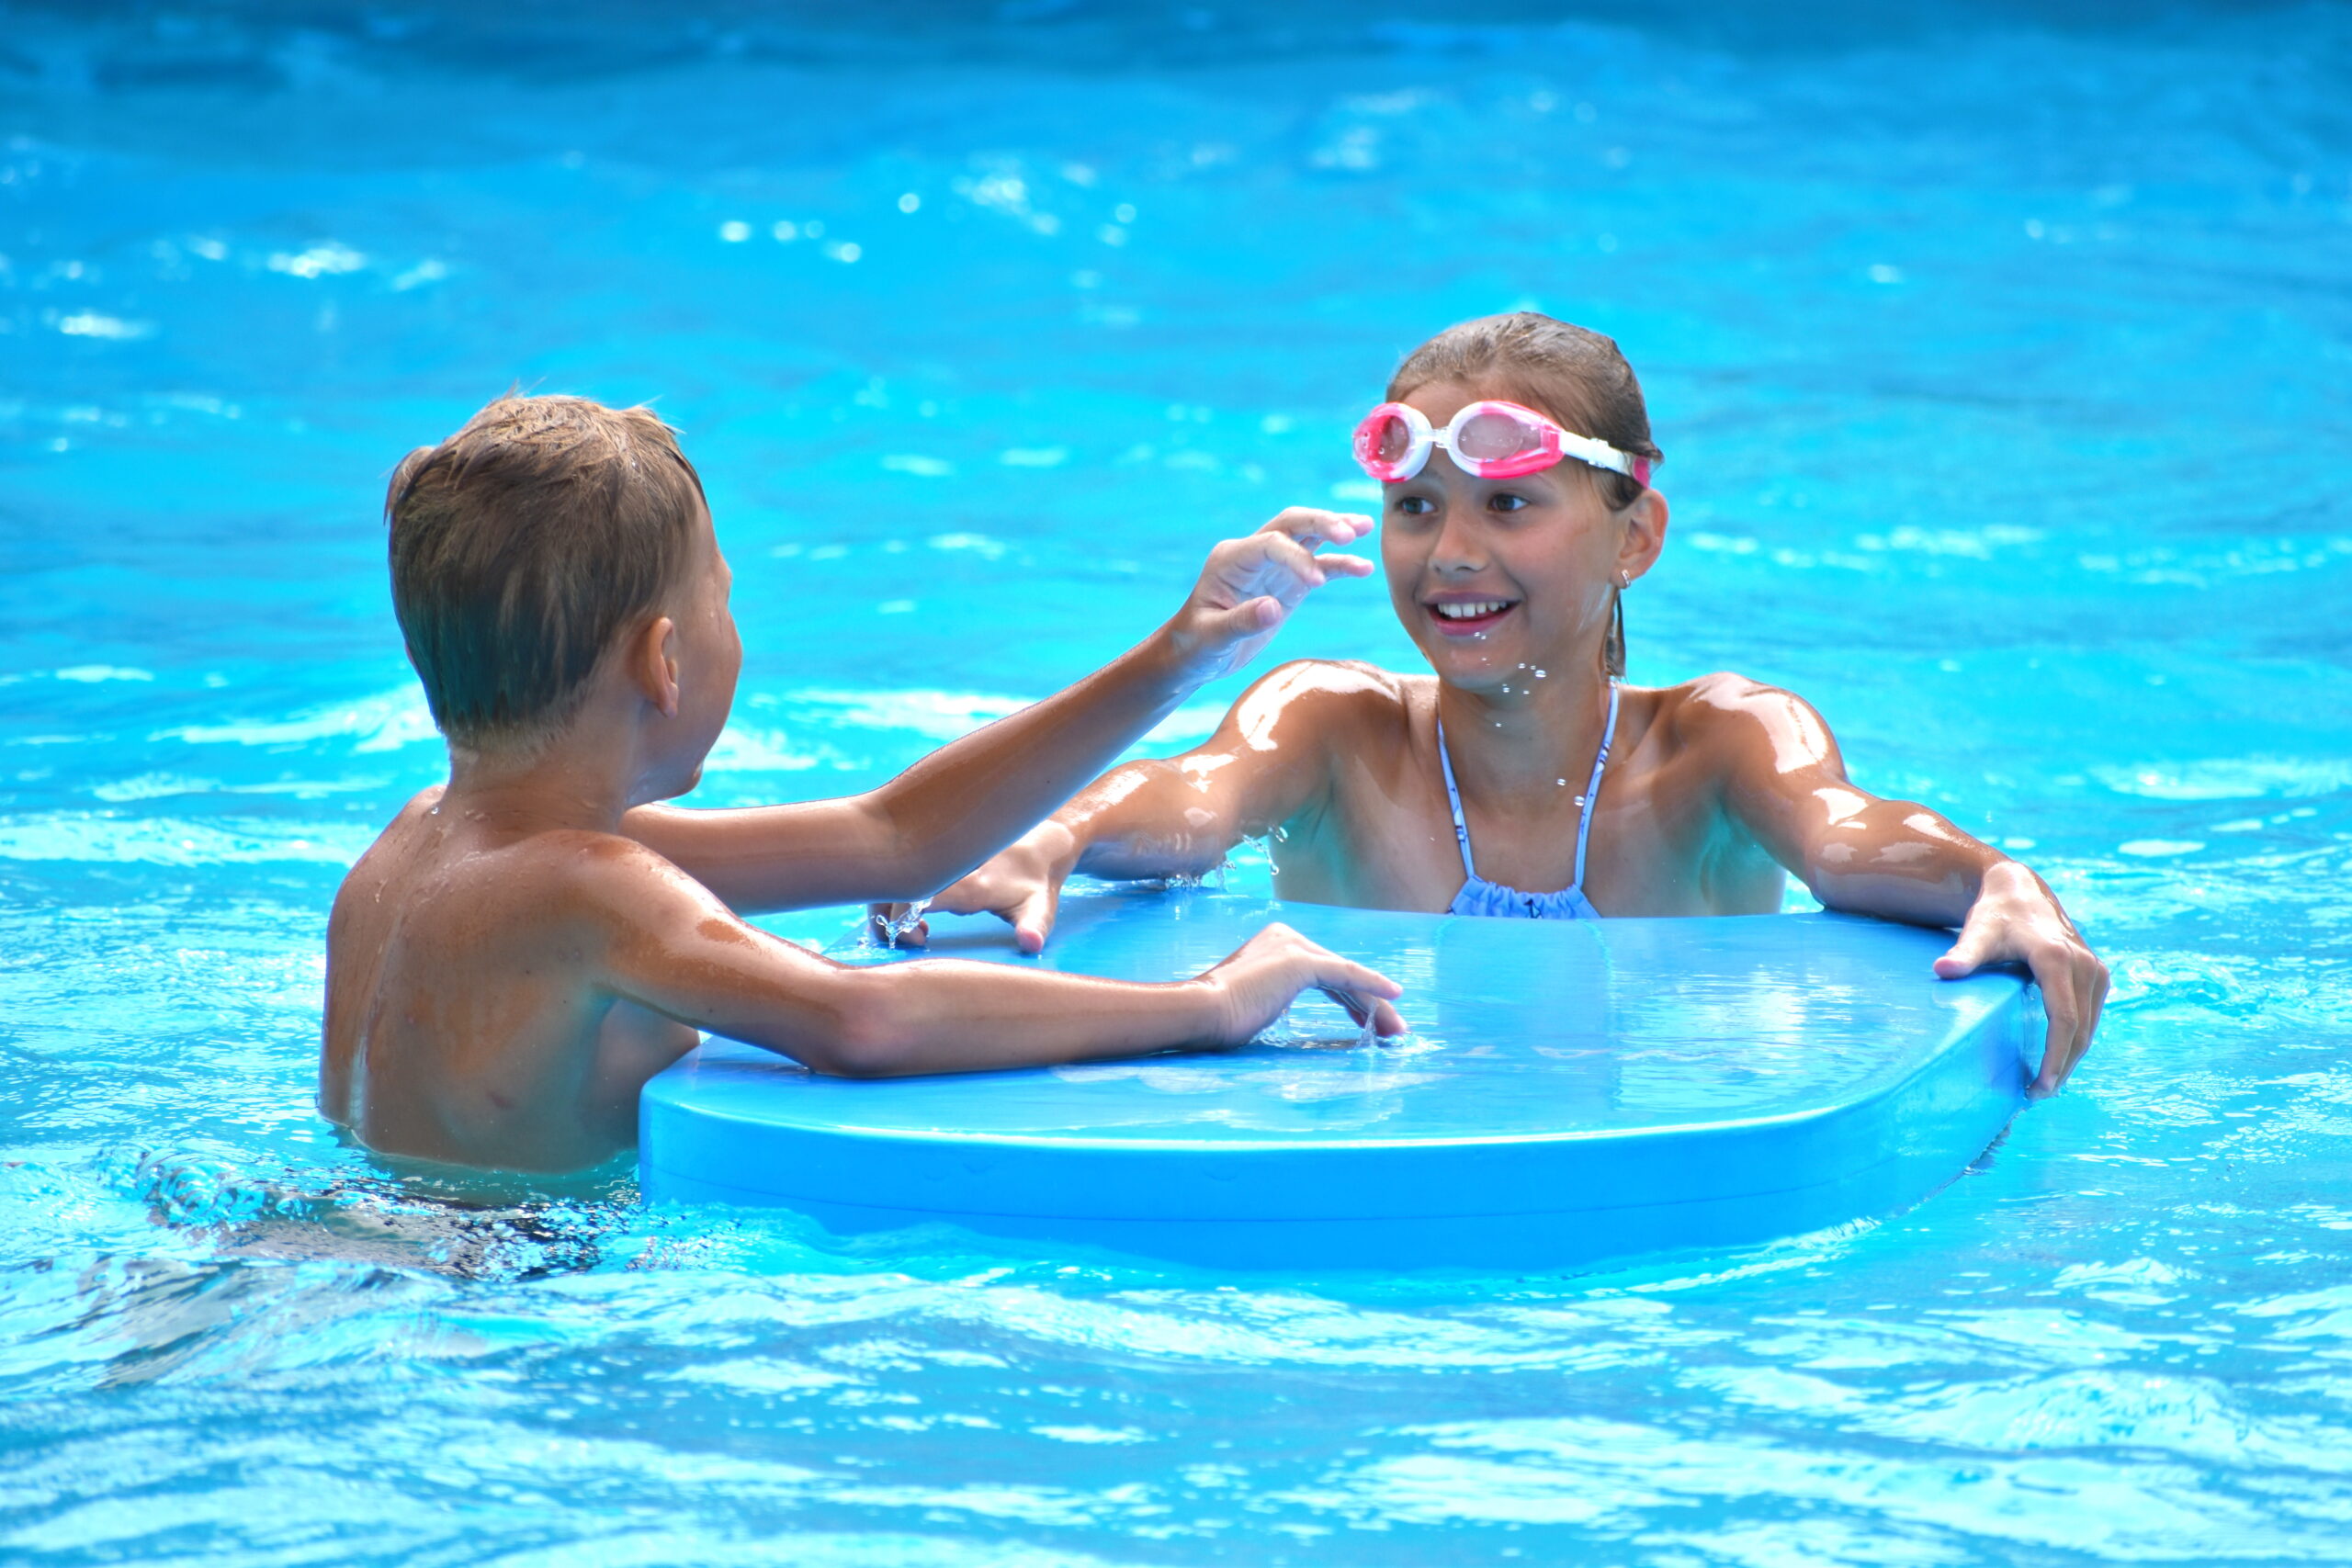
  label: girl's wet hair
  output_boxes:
[1387,312,1663,510]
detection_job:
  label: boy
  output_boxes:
[322,395,1403,1174]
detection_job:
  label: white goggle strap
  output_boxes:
[1558,430,1638,479]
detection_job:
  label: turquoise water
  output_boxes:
[5,2,2351,1561]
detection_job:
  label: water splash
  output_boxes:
[866,897,933,949]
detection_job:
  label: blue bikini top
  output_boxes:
[1437,681,1621,920]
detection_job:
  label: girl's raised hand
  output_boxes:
[1162,508,1377,683]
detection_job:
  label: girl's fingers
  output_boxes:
[2029,957,2084,1096]
[1932,923,1998,979]
[1011,886,1057,954]
[2050,956,2106,1088]
[2074,963,2109,1077]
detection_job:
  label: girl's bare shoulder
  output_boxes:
[1645,672,1840,770]
[1221,659,1418,750]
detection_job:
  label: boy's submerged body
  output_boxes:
[322,396,1401,1174]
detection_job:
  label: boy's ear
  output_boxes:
[629,615,682,719]
[1617,487,1668,584]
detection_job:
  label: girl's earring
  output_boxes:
[1605,570,1631,681]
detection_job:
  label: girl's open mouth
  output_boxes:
[1426,598,1518,637]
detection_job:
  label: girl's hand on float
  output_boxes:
[1200,922,1406,1045]
[1931,861,2109,1098]
[1161,508,1377,684]
[867,824,1074,954]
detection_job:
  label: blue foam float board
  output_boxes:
[639,889,2031,1270]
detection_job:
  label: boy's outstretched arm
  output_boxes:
[589,845,1405,1077]
[1699,675,2109,1098]
[624,509,1373,912]
[879,660,1376,953]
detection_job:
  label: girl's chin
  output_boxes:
[1418,637,1587,688]
[1411,639,1523,677]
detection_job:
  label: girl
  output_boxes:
[885,312,2107,1096]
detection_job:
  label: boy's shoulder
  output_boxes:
[491,826,711,939]
[343,784,699,932]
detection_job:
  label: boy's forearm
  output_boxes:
[620,629,1202,914]
[814,959,1229,1077]
[867,627,1204,895]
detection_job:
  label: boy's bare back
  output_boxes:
[324,791,702,1171]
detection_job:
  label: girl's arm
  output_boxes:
[880,660,1384,953]
[1696,674,2109,1097]
[624,509,1373,913]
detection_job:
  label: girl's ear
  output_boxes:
[629,615,682,719]
[1616,486,1669,584]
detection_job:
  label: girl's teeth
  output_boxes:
[1435,601,1508,620]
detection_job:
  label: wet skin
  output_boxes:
[893,380,2109,1096]
[322,505,1404,1174]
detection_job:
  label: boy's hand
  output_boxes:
[1160,508,1377,684]
[863,507,1373,952]
[1199,922,1406,1044]
[868,824,1071,954]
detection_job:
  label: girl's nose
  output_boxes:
[1427,512,1487,573]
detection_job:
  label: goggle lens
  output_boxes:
[1369,411,1416,466]
[1454,407,1544,466]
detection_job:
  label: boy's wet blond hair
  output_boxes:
[385,395,706,749]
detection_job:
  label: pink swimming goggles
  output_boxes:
[1352,400,1655,487]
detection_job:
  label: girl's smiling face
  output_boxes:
[1379,378,1667,694]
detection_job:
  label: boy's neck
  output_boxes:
[441,722,650,835]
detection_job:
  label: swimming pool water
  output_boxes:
[4,2,2350,1561]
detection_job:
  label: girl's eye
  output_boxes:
[1395,494,1437,517]
[1488,491,1530,513]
